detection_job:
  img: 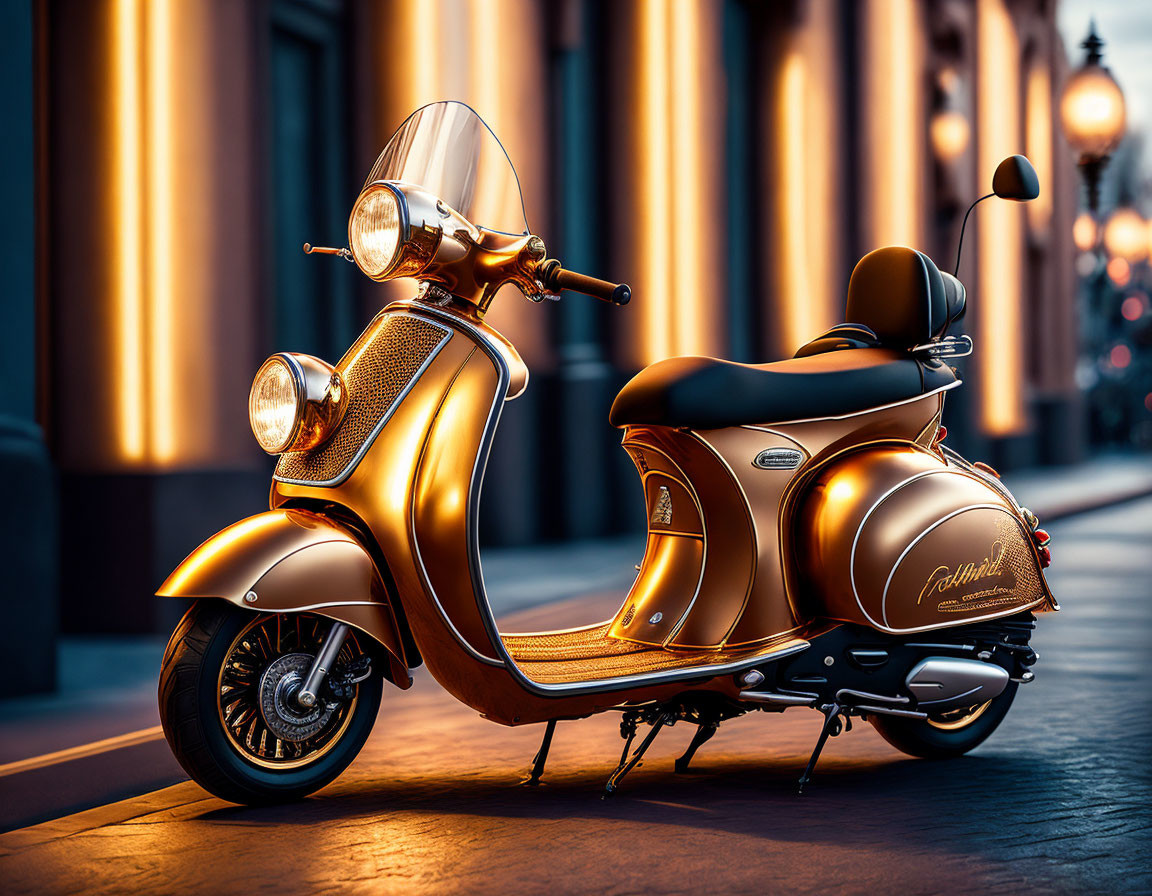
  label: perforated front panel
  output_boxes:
[275,313,449,485]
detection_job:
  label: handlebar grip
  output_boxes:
[538,258,631,305]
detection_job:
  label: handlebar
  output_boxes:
[537,258,631,306]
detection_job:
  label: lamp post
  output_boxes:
[1059,21,1126,211]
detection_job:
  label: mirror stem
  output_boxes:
[953,193,995,277]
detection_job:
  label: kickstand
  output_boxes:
[522,720,556,787]
[797,703,844,794]
[604,711,672,798]
[675,718,718,773]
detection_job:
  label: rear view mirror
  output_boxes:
[992,155,1040,201]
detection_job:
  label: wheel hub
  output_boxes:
[259,653,336,742]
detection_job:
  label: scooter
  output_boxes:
[158,100,1057,804]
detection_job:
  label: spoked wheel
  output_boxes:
[159,600,382,804]
[869,681,1018,759]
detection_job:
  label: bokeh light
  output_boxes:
[1106,256,1131,287]
[1109,344,1132,369]
[1103,208,1149,263]
[1121,295,1145,321]
[1072,212,1098,252]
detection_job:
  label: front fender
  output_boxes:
[158,509,411,688]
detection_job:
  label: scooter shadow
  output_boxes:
[195,750,1070,858]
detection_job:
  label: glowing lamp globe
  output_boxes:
[1103,209,1148,264]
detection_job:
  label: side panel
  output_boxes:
[611,427,757,649]
[795,444,1052,633]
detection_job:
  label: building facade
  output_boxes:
[2,0,1081,691]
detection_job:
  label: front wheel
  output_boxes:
[869,681,1018,759]
[158,601,382,805]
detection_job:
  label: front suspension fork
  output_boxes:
[296,621,350,708]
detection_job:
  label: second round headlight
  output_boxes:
[249,353,346,455]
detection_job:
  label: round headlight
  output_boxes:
[349,185,405,278]
[249,355,303,454]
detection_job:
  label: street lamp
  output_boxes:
[1059,21,1126,210]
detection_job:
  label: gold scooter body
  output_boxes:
[157,102,1056,802]
[162,293,1054,727]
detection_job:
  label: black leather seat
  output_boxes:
[609,247,964,429]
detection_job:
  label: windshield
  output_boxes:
[364,101,529,236]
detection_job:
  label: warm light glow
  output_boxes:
[778,54,814,352]
[633,0,717,363]
[147,0,176,462]
[669,0,708,360]
[977,0,1024,435]
[1102,208,1149,263]
[110,0,189,465]
[1072,212,1098,252]
[638,0,672,361]
[1025,65,1053,233]
[829,480,855,503]
[863,0,923,247]
[930,109,970,163]
[1106,256,1131,286]
[772,0,838,352]
[112,0,145,460]
[1060,64,1126,158]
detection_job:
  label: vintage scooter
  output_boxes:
[158,101,1057,804]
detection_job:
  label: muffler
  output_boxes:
[905,658,1009,711]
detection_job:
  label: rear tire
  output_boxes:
[158,600,382,805]
[870,681,1018,759]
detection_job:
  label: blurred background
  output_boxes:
[1,0,1149,697]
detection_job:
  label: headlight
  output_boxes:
[249,353,346,454]
[349,184,406,278]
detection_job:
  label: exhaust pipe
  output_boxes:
[906,658,1009,711]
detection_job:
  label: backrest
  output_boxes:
[845,247,964,348]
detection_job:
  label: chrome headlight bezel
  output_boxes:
[348,182,411,280]
[249,353,346,455]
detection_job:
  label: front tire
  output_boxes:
[159,600,382,805]
[870,681,1018,759]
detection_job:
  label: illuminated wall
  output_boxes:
[860,0,926,250]
[51,0,258,470]
[618,0,725,366]
[976,0,1026,435]
[768,0,842,354]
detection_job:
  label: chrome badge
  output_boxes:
[651,486,673,525]
[753,448,804,470]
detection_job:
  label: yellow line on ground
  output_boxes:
[0,726,165,778]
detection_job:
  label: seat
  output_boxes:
[609,246,964,429]
[609,349,953,429]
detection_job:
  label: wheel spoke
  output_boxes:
[217,613,363,770]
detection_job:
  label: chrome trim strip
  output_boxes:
[273,312,452,488]
[879,503,1014,630]
[739,690,816,705]
[238,599,381,612]
[411,506,505,667]
[836,688,909,705]
[741,380,961,429]
[916,684,983,706]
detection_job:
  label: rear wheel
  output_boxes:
[869,681,1018,759]
[159,600,382,804]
